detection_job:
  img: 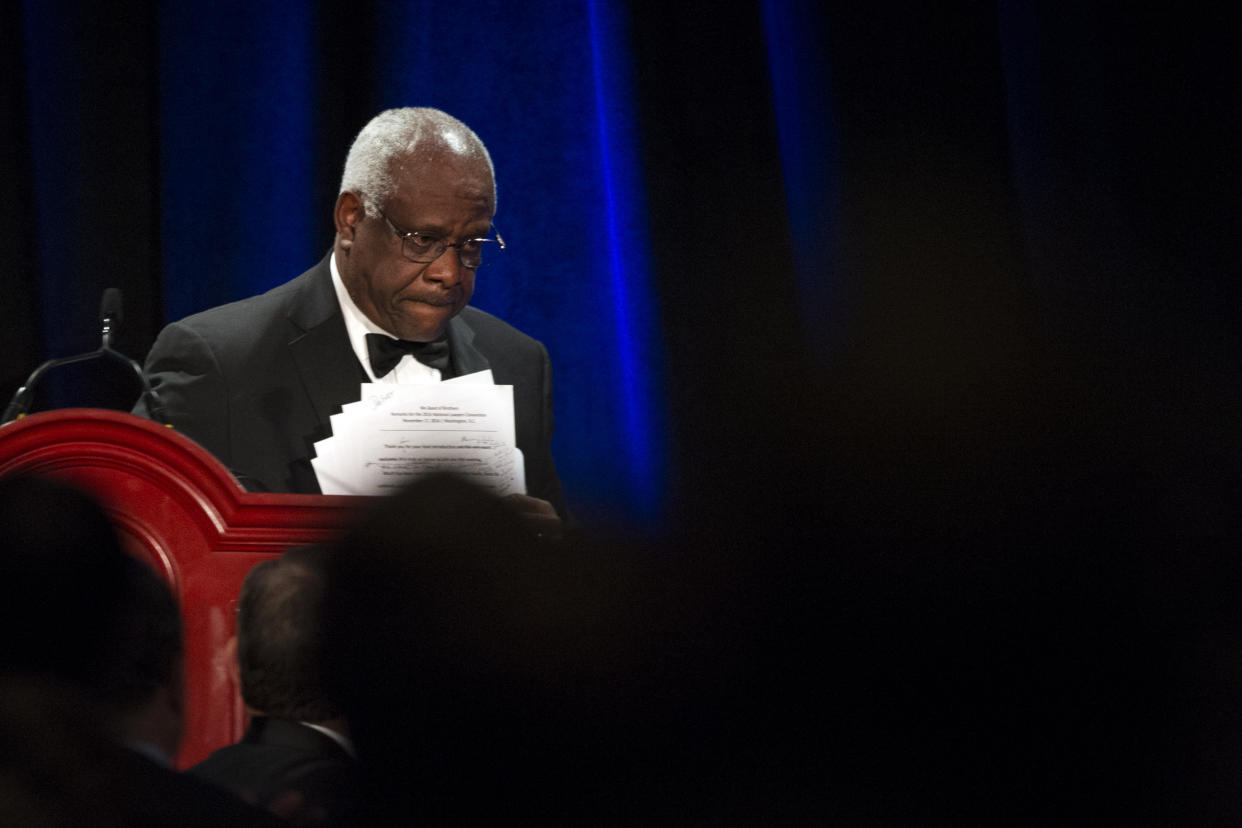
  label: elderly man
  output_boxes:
[138,108,565,519]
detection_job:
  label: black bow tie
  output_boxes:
[366,333,451,379]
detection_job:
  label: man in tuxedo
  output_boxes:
[138,108,566,520]
[190,545,359,824]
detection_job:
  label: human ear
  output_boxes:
[224,634,240,688]
[334,191,365,241]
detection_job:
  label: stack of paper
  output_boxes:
[311,370,525,497]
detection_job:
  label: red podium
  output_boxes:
[0,409,364,766]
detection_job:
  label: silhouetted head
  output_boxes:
[237,544,340,723]
[0,474,128,689]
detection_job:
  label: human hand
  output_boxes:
[501,493,563,541]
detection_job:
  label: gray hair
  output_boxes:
[339,107,497,217]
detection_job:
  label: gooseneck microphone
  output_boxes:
[1,288,167,425]
[100,287,123,349]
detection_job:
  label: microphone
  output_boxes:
[100,287,123,348]
[96,290,166,423]
[1,287,167,425]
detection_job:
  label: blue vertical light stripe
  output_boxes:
[368,1,665,523]
[761,0,842,358]
[587,0,662,520]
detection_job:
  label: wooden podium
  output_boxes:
[0,409,364,766]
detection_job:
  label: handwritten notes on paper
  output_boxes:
[311,372,525,496]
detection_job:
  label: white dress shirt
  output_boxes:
[330,250,442,384]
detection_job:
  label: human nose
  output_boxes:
[423,244,464,286]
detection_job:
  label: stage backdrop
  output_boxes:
[4,1,1237,534]
[7,0,668,528]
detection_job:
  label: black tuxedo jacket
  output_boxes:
[109,747,287,827]
[188,717,359,823]
[138,254,565,516]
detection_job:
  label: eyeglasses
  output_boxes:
[377,208,505,269]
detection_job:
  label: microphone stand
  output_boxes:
[2,289,167,425]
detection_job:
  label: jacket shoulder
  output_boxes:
[155,262,329,358]
[459,305,545,354]
[174,270,313,334]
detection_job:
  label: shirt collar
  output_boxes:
[300,721,356,758]
[127,739,173,767]
[330,248,440,383]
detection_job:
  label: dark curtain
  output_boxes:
[3,0,162,426]
[628,2,1238,820]
[627,0,1240,553]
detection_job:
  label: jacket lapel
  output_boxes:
[244,717,354,761]
[446,312,490,377]
[286,254,488,420]
[287,254,365,426]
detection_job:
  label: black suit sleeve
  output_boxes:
[135,321,233,471]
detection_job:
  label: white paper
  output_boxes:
[311,374,524,497]
[313,446,525,496]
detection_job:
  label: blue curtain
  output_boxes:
[11,0,666,527]
[6,1,1238,539]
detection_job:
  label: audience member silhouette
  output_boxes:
[191,544,360,824]
[318,472,694,824]
[100,555,186,766]
[0,474,128,689]
[0,473,283,827]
